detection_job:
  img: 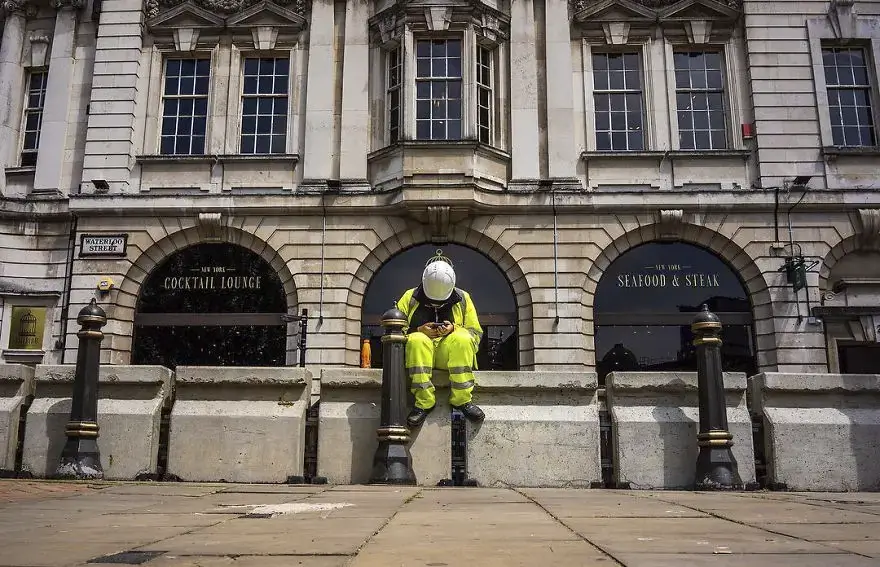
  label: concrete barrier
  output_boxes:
[466,372,600,487]
[0,364,35,472]
[21,365,172,479]
[607,371,755,489]
[168,366,311,483]
[318,368,451,485]
[751,372,880,491]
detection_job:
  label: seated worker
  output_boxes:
[395,251,486,428]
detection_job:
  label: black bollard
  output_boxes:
[55,299,107,479]
[369,307,416,485]
[692,304,742,490]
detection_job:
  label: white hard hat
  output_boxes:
[422,260,456,301]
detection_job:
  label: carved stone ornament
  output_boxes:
[655,209,687,239]
[28,31,50,67]
[1,0,32,14]
[145,0,310,21]
[828,0,857,41]
[370,0,509,45]
[51,0,84,9]
[427,205,451,244]
[571,0,742,9]
[857,208,880,249]
[197,212,224,242]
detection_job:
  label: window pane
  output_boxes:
[417,58,431,77]
[595,94,610,112]
[448,57,461,78]
[677,111,692,130]
[256,135,270,154]
[448,81,462,99]
[609,71,624,90]
[711,129,727,149]
[161,136,175,154]
[416,120,430,139]
[271,135,286,153]
[448,100,462,120]
[832,125,845,145]
[596,131,611,150]
[627,131,643,150]
[191,136,205,154]
[417,41,431,57]
[680,131,694,150]
[611,131,627,149]
[431,120,446,140]
[695,131,710,148]
[447,119,461,139]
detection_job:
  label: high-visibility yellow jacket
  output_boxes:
[396,286,484,348]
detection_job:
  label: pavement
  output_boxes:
[0,480,879,567]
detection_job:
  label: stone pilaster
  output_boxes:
[543,0,576,179]
[33,0,80,194]
[301,0,335,184]
[509,0,540,181]
[338,0,369,182]
[0,1,28,190]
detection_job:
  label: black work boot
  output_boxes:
[407,405,435,428]
[454,402,485,423]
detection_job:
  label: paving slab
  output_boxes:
[757,521,880,541]
[523,489,710,518]
[95,483,226,496]
[821,540,880,557]
[612,553,880,567]
[350,540,614,567]
[124,556,350,567]
[0,542,135,567]
[562,517,839,554]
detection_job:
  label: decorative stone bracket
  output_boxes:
[197,212,224,242]
[828,0,857,41]
[28,31,50,67]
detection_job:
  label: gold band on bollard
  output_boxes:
[693,337,722,346]
[77,330,105,340]
[377,426,410,436]
[691,321,722,331]
[381,335,408,344]
[378,434,411,443]
[66,421,99,430]
[380,318,407,328]
[698,438,734,447]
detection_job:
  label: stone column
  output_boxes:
[509,0,540,181]
[33,0,79,194]
[0,0,28,187]
[302,0,335,184]
[543,0,576,179]
[338,0,369,182]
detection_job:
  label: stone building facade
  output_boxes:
[1,0,879,379]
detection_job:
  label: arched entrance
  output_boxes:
[131,243,288,368]
[818,248,880,373]
[361,244,519,370]
[594,242,756,384]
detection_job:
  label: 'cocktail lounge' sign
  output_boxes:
[617,264,721,289]
[162,266,263,291]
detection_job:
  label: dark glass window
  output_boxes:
[240,57,289,154]
[476,46,492,144]
[415,39,462,140]
[160,59,210,155]
[21,71,48,166]
[594,242,756,385]
[674,51,727,150]
[593,52,644,151]
[823,47,876,147]
[361,244,518,370]
[132,243,288,369]
[388,48,402,144]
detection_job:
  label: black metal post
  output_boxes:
[692,304,742,490]
[369,307,416,484]
[55,299,107,479]
[298,308,308,368]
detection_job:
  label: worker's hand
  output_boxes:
[417,323,440,339]
[437,321,454,337]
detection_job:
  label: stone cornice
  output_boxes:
[64,188,880,217]
[144,0,310,20]
[570,0,742,10]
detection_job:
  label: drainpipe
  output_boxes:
[552,187,559,324]
[59,214,78,359]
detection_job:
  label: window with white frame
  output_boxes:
[21,70,48,167]
[476,46,492,144]
[674,51,727,150]
[240,57,289,154]
[415,39,463,140]
[823,47,876,147]
[592,52,644,151]
[160,59,210,155]
[388,48,402,144]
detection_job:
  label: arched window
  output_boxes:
[361,244,518,370]
[594,242,756,384]
[132,243,288,368]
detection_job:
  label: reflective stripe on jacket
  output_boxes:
[396,287,484,348]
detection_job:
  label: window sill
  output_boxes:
[368,140,511,161]
[136,154,300,164]
[581,149,751,161]
[2,349,45,363]
[4,166,36,176]
[822,146,880,158]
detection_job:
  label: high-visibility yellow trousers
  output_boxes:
[405,329,477,409]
